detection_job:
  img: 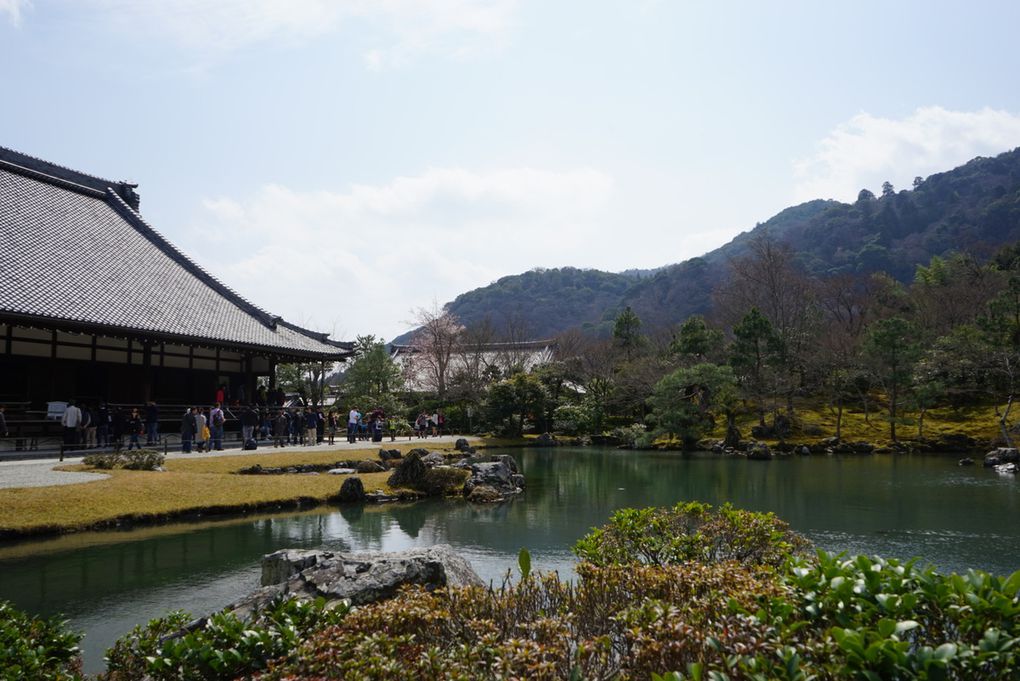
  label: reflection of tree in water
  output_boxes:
[338,503,364,525]
[390,503,428,538]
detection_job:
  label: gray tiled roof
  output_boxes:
[0,149,352,359]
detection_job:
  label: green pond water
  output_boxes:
[1,447,1018,674]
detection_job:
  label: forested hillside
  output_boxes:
[396,147,1020,342]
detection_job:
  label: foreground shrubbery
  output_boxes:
[10,502,1018,679]
[0,601,83,681]
[81,449,165,471]
[101,596,349,681]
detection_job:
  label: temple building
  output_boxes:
[0,147,353,409]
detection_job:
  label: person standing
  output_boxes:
[111,407,125,451]
[210,402,226,450]
[61,400,82,446]
[0,404,8,440]
[126,408,143,450]
[181,407,196,453]
[430,411,439,437]
[305,408,318,447]
[81,403,97,448]
[241,407,258,444]
[347,406,360,444]
[274,410,288,448]
[144,401,159,445]
[327,410,338,445]
[96,403,110,448]
[194,408,208,453]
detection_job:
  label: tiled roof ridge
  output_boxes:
[0,146,128,197]
[105,192,350,351]
[1,145,349,352]
[104,190,284,329]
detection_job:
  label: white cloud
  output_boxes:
[187,166,614,341]
[793,106,1020,203]
[88,0,518,65]
[0,0,29,26]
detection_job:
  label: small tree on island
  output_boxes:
[647,363,739,448]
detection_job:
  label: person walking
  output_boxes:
[210,402,226,450]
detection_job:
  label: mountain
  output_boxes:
[395,148,1020,342]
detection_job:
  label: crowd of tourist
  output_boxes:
[9,387,449,454]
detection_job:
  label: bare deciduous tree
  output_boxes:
[405,304,463,399]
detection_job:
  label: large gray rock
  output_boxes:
[231,545,483,619]
[420,451,446,467]
[463,455,524,498]
[356,459,387,473]
[984,448,1020,467]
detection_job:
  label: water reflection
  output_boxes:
[0,448,1017,674]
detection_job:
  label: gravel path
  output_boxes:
[0,435,465,490]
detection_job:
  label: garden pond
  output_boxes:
[0,446,1018,674]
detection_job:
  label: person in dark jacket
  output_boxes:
[241,407,259,443]
[273,411,289,448]
[111,407,125,451]
[126,408,143,450]
[144,401,159,445]
[181,407,197,453]
[305,409,318,446]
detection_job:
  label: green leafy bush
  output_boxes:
[0,600,83,681]
[573,501,809,568]
[101,596,349,681]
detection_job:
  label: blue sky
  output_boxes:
[4,0,1020,341]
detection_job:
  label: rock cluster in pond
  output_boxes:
[984,448,1019,467]
[458,454,526,500]
[224,545,483,620]
[382,449,525,502]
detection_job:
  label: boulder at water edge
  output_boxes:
[228,545,483,619]
[463,454,524,499]
[336,476,366,503]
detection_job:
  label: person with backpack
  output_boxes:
[210,402,226,451]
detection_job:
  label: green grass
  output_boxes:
[0,439,483,537]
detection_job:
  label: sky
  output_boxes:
[4,1,1020,342]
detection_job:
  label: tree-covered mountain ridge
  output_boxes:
[394,147,1020,342]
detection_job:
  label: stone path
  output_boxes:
[0,435,464,490]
